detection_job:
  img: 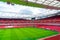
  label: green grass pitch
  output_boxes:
[0,0,45,8]
[0,28,58,40]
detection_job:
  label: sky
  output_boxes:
[0,1,60,19]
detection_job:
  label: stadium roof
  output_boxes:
[0,0,60,10]
[0,0,60,20]
[28,0,60,9]
[0,1,60,20]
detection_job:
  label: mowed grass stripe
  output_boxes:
[29,28,58,35]
[18,28,35,40]
[0,28,58,40]
[13,28,28,40]
[27,28,58,38]
[19,28,37,38]
[10,28,20,40]
[16,28,58,40]
[20,28,42,40]
[22,28,47,39]
[14,28,40,40]
[21,28,41,37]
[24,28,42,37]
[17,28,39,40]
[1,29,11,40]
[0,29,7,40]
[17,28,58,39]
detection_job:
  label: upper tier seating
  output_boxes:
[0,16,60,23]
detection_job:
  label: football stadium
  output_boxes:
[0,0,60,40]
